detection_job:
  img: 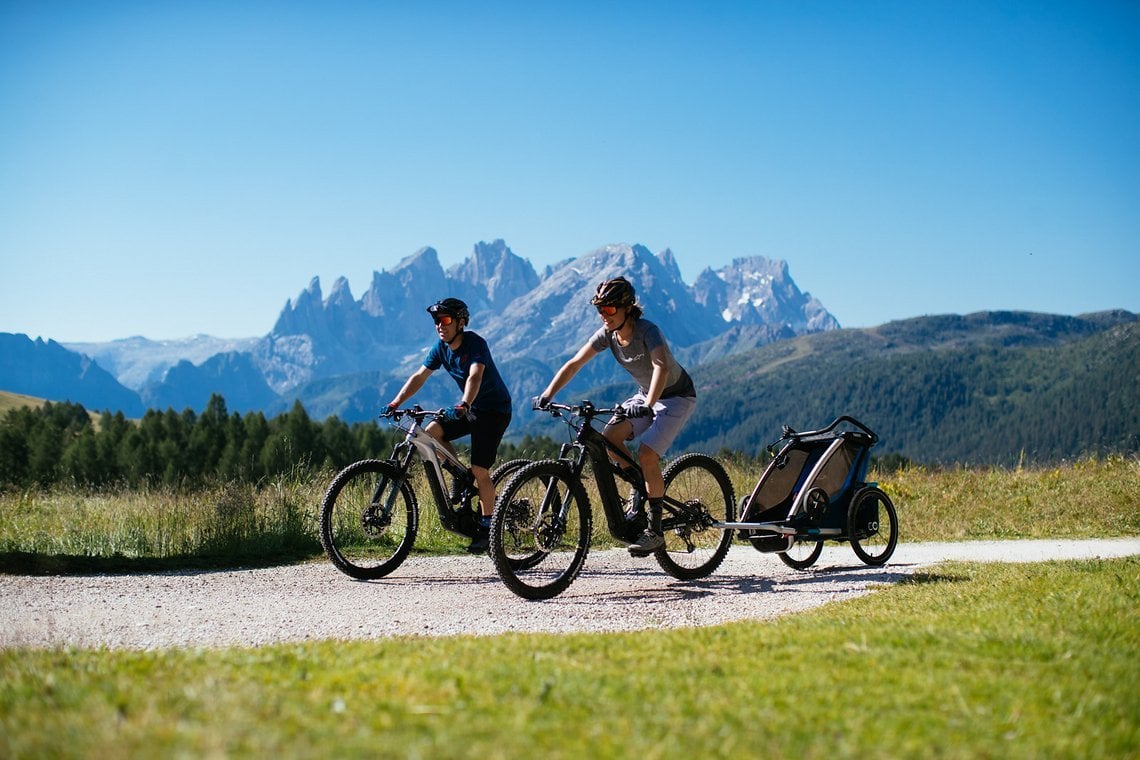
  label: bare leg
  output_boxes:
[638,444,664,499]
[603,419,636,469]
[471,465,493,517]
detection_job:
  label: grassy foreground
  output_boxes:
[3,557,1138,758]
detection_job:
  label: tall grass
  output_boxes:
[0,474,325,572]
[880,454,1140,541]
[1,455,1137,572]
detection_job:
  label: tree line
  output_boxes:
[686,324,1140,466]
[0,394,562,489]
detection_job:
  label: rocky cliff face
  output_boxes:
[693,257,839,331]
[21,239,840,419]
[255,240,839,397]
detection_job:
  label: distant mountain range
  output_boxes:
[9,240,838,419]
[2,239,1136,464]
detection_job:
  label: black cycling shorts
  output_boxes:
[437,410,512,470]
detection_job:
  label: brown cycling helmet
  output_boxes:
[590,277,636,308]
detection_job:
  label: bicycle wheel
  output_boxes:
[655,453,735,580]
[779,539,824,570]
[491,457,531,487]
[848,486,898,566]
[320,459,418,580]
[489,460,592,600]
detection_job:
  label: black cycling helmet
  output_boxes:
[590,277,636,308]
[427,297,470,323]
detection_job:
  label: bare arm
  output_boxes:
[541,342,600,400]
[461,363,485,407]
[389,365,433,407]
[643,345,671,407]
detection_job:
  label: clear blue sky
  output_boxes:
[2,1,1137,342]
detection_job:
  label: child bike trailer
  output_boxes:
[730,416,898,570]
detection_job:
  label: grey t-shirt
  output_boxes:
[590,318,696,398]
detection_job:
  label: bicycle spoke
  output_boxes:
[490,462,592,599]
[320,460,418,580]
[655,454,735,580]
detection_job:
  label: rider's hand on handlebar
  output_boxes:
[532,395,551,411]
[382,402,399,418]
[443,401,472,422]
[623,402,653,419]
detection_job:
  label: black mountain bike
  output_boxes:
[320,406,528,580]
[489,400,736,599]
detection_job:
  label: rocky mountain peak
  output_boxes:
[328,276,354,307]
[256,240,839,394]
[447,239,540,310]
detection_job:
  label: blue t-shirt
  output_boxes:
[424,330,513,415]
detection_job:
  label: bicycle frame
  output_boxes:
[544,401,709,543]
[490,399,737,598]
[385,407,478,538]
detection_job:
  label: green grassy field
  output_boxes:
[2,456,1138,757]
[1,455,1137,573]
[3,558,1137,758]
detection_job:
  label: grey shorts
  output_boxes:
[607,393,697,456]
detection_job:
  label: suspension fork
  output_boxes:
[537,444,587,527]
[374,445,415,518]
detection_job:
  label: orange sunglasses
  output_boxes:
[596,305,619,316]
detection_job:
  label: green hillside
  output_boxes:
[0,390,104,428]
[681,312,1139,465]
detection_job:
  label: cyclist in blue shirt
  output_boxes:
[387,297,512,553]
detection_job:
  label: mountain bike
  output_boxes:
[489,400,736,599]
[320,406,529,580]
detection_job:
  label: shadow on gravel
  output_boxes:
[0,550,320,576]
[549,563,923,604]
[359,572,506,588]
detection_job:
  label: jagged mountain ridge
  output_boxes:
[257,240,839,402]
[0,334,146,417]
[7,310,1136,465]
[18,240,837,421]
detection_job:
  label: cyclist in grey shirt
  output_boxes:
[535,277,697,557]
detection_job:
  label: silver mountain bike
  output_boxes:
[319,406,528,580]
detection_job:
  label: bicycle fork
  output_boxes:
[365,466,406,532]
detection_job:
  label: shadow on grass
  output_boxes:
[0,549,323,576]
[898,570,970,586]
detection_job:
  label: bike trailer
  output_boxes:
[733,416,879,552]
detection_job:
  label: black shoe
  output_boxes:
[467,526,489,554]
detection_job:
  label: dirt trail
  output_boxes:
[2,538,1137,650]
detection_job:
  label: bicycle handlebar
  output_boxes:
[380,405,448,423]
[532,399,626,420]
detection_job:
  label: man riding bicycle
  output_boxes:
[387,297,512,553]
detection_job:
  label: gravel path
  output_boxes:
[2,538,1137,650]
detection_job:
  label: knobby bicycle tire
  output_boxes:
[654,453,736,580]
[320,459,419,580]
[489,460,593,600]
